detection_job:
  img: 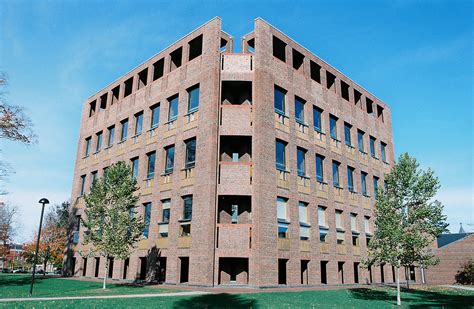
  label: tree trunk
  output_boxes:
[43,259,47,276]
[396,266,401,306]
[405,267,410,290]
[103,256,108,290]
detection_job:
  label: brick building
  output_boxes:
[67,17,403,287]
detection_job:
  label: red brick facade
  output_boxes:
[68,18,407,287]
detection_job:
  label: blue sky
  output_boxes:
[1,0,472,241]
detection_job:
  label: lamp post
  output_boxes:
[29,198,49,297]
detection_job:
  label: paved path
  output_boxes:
[0,291,209,302]
[442,285,474,291]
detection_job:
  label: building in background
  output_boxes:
[66,17,400,287]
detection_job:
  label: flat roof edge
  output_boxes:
[86,16,222,101]
[254,17,387,105]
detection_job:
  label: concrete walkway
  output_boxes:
[442,285,474,291]
[0,291,209,302]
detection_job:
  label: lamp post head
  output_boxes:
[38,198,50,205]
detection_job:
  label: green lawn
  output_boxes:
[0,274,173,299]
[0,274,473,308]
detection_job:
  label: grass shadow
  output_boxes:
[172,293,257,309]
[349,287,393,304]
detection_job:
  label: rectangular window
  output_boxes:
[165,145,175,174]
[107,126,115,147]
[134,112,143,135]
[111,86,119,104]
[277,197,288,221]
[310,60,321,83]
[332,161,340,187]
[297,147,306,177]
[357,130,365,152]
[329,115,338,140]
[153,58,164,81]
[150,103,160,129]
[274,86,286,115]
[295,96,305,123]
[366,98,374,115]
[373,176,379,198]
[318,206,326,227]
[170,47,183,71]
[361,172,368,196]
[299,202,308,224]
[162,199,171,223]
[185,138,196,168]
[341,81,350,101]
[273,36,286,62]
[381,142,387,162]
[316,154,325,182]
[120,118,128,141]
[299,203,310,241]
[95,131,103,152]
[344,122,352,146]
[187,84,199,113]
[89,100,96,117]
[335,210,343,229]
[84,137,91,157]
[124,77,133,98]
[276,139,287,170]
[146,151,156,179]
[168,95,179,122]
[364,216,371,234]
[347,166,355,192]
[350,213,357,232]
[370,136,376,158]
[183,196,193,221]
[188,35,203,61]
[231,204,238,223]
[337,231,345,245]
[313,106,323,132]
[80,175,86,196]
[91,171,98,187]
[131,157,139,179]
[143,203,151,238]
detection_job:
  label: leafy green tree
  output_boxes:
[366,153,448,306]
[81,161,144,289]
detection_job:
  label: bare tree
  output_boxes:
[0,72,36,144]
[0,202,18,262]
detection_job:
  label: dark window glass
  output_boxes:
[183,196,193,220]
[121,119,128,141]
[85,137,91,156]
[381,142,387,162]
[107,126,115,147]
[151,104,160,128]
[373,176,379,198]
[165,145,175,174]
[316,154,324,182]
[187,85,199,112]
[332,161,340,187]
[146,152,156,179]
[143,203,151,238]
[313,106,322,132]
[168,95,179,121]
[361,172,368,196]
[330,115,338,140]
[295,97,305,123]
[347,167,355,192]
[135,112,143,135]
[276,139,286,170]
[358,130,365,152]
[80,175,86,196]
[95,132,103,152]
[162,208,170,223]
[185,138,196,168]
[370,136,376,157]
[274,86,286,114]
[131,157,139,179]
[297,147,306,177]
[344,123,352,146]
